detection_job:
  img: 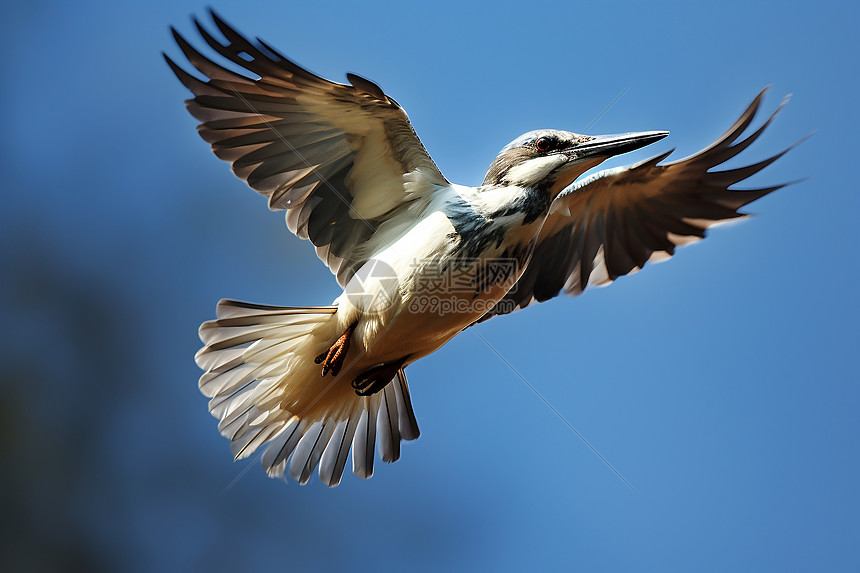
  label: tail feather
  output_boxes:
[212,382,259,429]
[261,417,305,477]
[199,323,287,350]
[319,416,359,487]
[379,384,401,463]
[196,346,246,373]
[199,362,256,398]
[213,299,337,320]
[290,421,335,485]
[393,370,420,441]
[219,406,260,443]
[195,299,421,486]
[231,417,285,460]
[352,399,379,479]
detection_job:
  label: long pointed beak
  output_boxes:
[568,130,669,161]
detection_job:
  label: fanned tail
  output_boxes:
[195,299,420,487]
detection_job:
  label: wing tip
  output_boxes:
[346,72,388,101]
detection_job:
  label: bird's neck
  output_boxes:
[464,184,552,226]
[444,184,552,265]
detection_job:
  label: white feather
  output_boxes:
[352,400,379,479]
[505,155,567,187]
[378,383,401,463]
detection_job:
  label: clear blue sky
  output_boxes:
[2,1,858,571]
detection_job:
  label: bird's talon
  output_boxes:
[350,359,406,396]
[355,385,379,397]
[317,323,356,377]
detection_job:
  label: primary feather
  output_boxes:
[165,11,447,286]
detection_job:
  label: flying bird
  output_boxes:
[166,11,798,487]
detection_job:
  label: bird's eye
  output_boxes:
[535,137,552,152]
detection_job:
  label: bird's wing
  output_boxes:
[478,89,800,323]
[165,11,448,286]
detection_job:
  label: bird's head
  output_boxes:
[483,129,669,195]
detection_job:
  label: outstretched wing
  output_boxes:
[479,89,801,323]
[165,11,448,286]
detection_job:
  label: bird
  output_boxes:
[166,11,799,487]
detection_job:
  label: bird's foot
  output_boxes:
[351,358,406,396]
[314,323,356,377]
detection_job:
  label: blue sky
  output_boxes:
[2,1,858,571]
